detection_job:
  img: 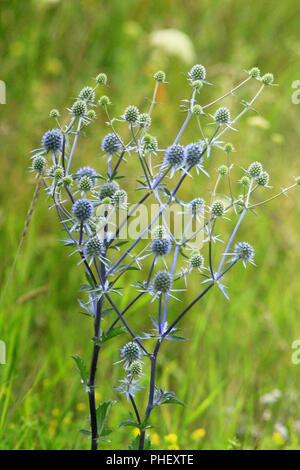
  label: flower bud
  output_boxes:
[248,67,260,79]
[190,250,204,269]
[130,361,143,377]
[49,109,60,118]
[261,73,274,86]
[211,200,225,217]
[191,80,203,92]
[33,156,46,173]
[192,104,203,116]
[98,95,111,107]
[79,175,93,192]
[112,189,127,208]
[138,113,151,128]
[218,165,229,176]
[224,142,234,153]
[153,70,166,82]
[95,73,107,85]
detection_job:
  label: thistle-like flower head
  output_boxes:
[75,166,98,187]
[95,72,107,85]
[153,70,166,82]
[185,143,203,167]
[261,73,274,86]
[120,342,142,369]
[151,238,172,257]
[84,236,105,258]
[189,64,206,81]
[190,250,204,269]
[190,198,205,216]
[129,361,143,378]
[101,133,122,154]
[99,181,119,200]
[33,155,46,173]
[72,198,94,222]
[112,189,128,208]
[248,67,260,79]
[234,241,255,265]
[71,100,87,117]
[142,134,158,154]
[211,200,225,217]
[138,113,151,128]
[79,86,95,103]
[124,105,139,123]
[153,271,172,293]
[255,170,269,186]
[165,144,185,167]
[248,161,263,178]
[41,129,63,152]
[214,107,230,124]
[79,175,93,193]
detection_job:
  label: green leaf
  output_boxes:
[72,355,88,384]
[79,428,91,437]
[101,326,125,343]
[119,417,140,429]
[161,396,185,406]
[78,298,94,317]
[96,401,115,436]
[85,272,96,289]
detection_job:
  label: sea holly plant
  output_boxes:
[29,65,299,450]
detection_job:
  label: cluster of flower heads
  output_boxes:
[116,342,143,399]
[247,161,270,187]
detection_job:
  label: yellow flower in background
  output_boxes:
[45,58,63,76]
[247,116,270,129]
[76,402,86,412]
[51,408,59,417]
[151,432,160,446]
[94,390,101,402]
[192,428,206,440]
[9,41,25,58]
[272,432,285,446]
[164,433,178,444]
[167,444,179,450]
[132,428,140,438]
[62,415,71,425]
[271,133,285,144]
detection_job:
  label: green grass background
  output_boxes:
[0,0,300,450]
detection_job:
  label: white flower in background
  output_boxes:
[149,29,196,65]
[274,423,288,440]
[260,388,282,405]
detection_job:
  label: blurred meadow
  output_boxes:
[1,0,300,450]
